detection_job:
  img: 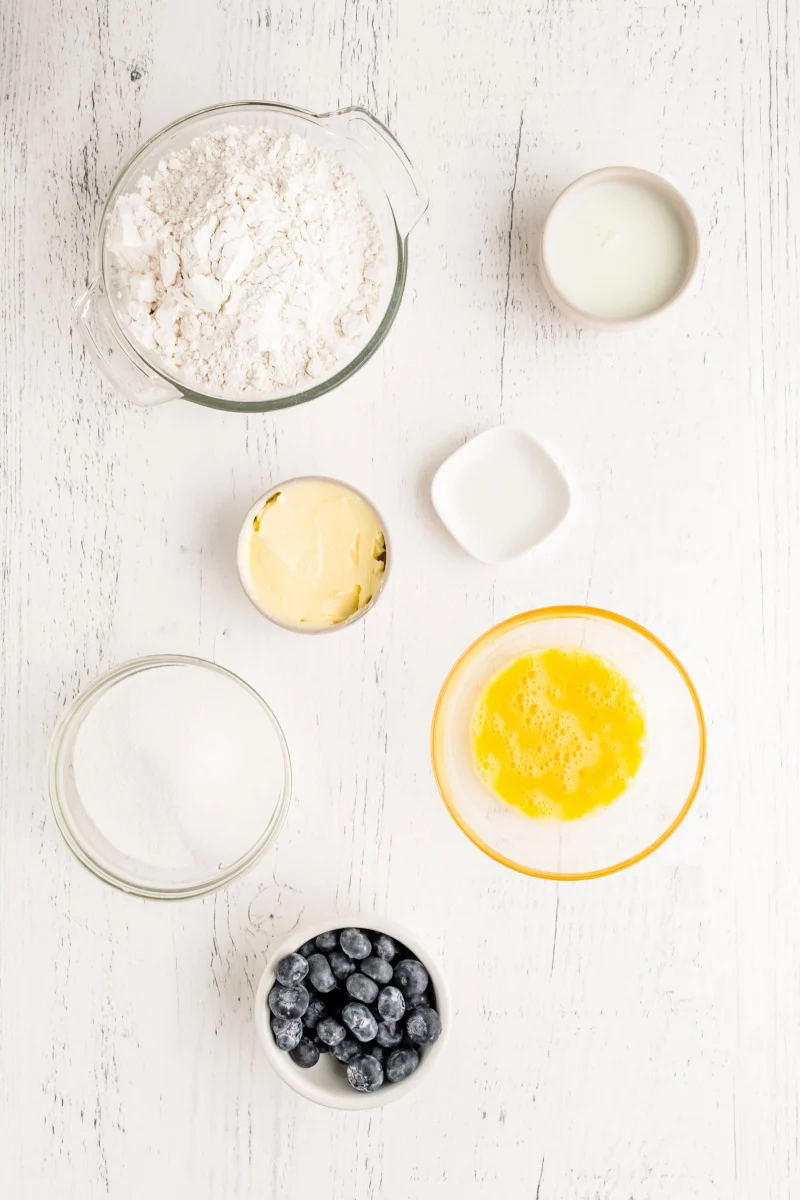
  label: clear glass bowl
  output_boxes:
[431,607,706,880]
[74,101,427,412]
[47,656,292,899]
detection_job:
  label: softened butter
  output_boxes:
[244,478,386,629]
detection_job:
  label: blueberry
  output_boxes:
[275,953,309,987]
[332,1037,361,1064]
[271,1016,303,1051]
[405,1005,442,1046]
[376,986,405,1022]
[365,1042,385,1065]
[314,1036,330,1054]
[268,983,310,1019]
[342,1002,378,1043]
[393,959,429,1000]
[346,973,379,1004]
[289,1037,320,1068]
[371,933,399,963]
[406,990,432,1010]
[347,1054,384,1092]
[340,928,372,960]
[303,997,327,1030]
[374,1019,404,1049]
[328,949,356,981]
[361,955,393,985]
[315,930,338,952]
[306,953,337,993]
[316,1016,347,1047]
[385,1047,419,1083]
[298,939,317,958]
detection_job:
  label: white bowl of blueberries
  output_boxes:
[255,915,450,1110]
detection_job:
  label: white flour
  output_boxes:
[72,664,285,874]
[107,126,385,397]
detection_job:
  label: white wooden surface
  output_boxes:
[1,1,798,1196]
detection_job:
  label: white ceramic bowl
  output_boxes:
[237,477,391,634]
[539,166,700,329]
[255,915,450,1110]
[431,427,570,563]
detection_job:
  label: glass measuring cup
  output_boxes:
[74,102,428,412]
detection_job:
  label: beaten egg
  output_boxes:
[471,648,646,820]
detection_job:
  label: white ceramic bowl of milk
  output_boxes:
[539,166,699,328]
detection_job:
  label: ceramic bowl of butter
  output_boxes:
[237,476,390,633]
[73,101,427,411]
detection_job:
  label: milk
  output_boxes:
[543,179,691,320]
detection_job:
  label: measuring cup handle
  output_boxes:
[321,108,428,239]
[73,276,182,408]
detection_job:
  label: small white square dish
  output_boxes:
[431,426,570,564]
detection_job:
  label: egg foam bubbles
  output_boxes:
[471,648,646,820]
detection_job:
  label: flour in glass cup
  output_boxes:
[72,665,285,875]
[107,126,386,398]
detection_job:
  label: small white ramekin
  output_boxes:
[539,165,700,329]
[237,477,391,634]
[254,914,450,1110]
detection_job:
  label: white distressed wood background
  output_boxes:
[1,0,798,1196]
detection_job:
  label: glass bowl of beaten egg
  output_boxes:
[431,607,706,880]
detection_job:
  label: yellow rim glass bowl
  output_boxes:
[431,606,705,880]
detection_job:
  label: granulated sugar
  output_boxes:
[72,663,285,875]
[107,126,385,397]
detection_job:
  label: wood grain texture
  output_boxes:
[1,0,798,1196]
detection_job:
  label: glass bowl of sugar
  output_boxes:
[47,656,291,900]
